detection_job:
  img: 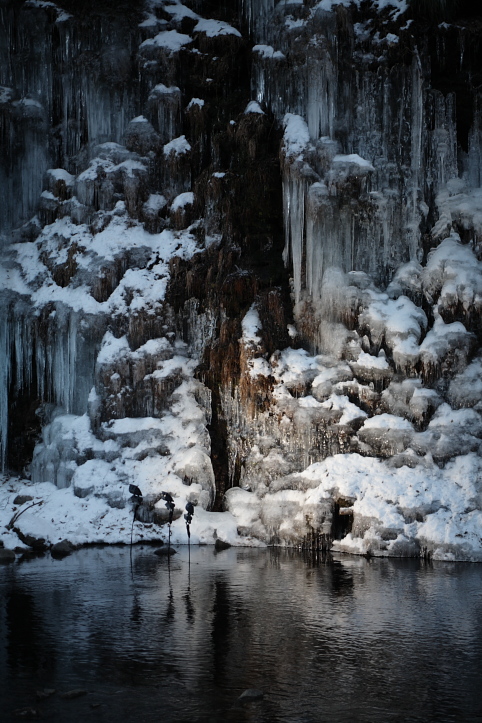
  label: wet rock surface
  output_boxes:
[51,539,74,557]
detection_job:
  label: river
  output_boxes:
[1,546,482,722]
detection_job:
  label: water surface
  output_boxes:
[1,546,482,722]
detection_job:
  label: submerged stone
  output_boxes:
[51,540,74,557]
[214,539,232,551]
[0,548,15,563]
[154,546,177,556]
[238,688,264,703]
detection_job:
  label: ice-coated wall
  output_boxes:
[0,2,138,229]
[248,2,469,316]
[1,0,482,561]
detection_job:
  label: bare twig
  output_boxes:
[7,501,43,530]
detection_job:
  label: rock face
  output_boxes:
[1,0,482,560]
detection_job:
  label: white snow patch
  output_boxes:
[194,18,241,38]
[163,135,191,156]
[140,30,192,52]
[283,114,310,158]
[171,192,194,211]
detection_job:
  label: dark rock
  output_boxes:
[73,482,94,499]
[13,528,48,551]
[12,708,38,718]
[59,689,88,700]
[0,548,16,563]
[36,688,56,700]
[151,506,183,525]
[0,539,3,547]
[238,689,264,704]
[13,495,33,505]
[51,540,74,557]
[154,546,177,556]
[215,538,231,551]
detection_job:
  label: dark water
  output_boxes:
[1,546,482,722]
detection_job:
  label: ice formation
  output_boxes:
[1,0,482,561]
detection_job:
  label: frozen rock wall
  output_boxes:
[1,0,482,561]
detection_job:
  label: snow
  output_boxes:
[163,1,198,20]
[241,304,262,345]
[313,0,408,15]
[252,45,285,60]
[151,83,180,96]
[187,98,204,110]
[97,333,130,366]
[140,30,192,52]
[321,394,367,425]
[332,154,375,172]
[244,101,265,115]
[361,413,414,431]
[47,168,74,184]
[227,452,482,560]
[283,113,310,157]
[352,350,390,370]
[144,193,167,213]
[194,19,241,38]
[163,135,191,156]
[103,417,165,434]
[171,191,194,211]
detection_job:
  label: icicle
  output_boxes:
[282,170,307,305]
[0,308,10,470]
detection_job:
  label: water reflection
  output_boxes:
[6,588,57,676]
[0,547,482,722]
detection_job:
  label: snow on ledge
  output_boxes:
[163,135,191,156]
[140,30,193,52]
[194,18,242,38]
[242,304,262,345]
[244,101,265,115]
[332,153,375,172]
[252,44,285,60]
[283,113,310,158]
[171,192,194,212]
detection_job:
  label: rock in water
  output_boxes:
[0,549,15,563]
[238,689,264,704]
[214,539,231,551]
[154,546,177,556]
[51,540,74,557]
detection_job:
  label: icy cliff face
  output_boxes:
[1,0,482,560]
